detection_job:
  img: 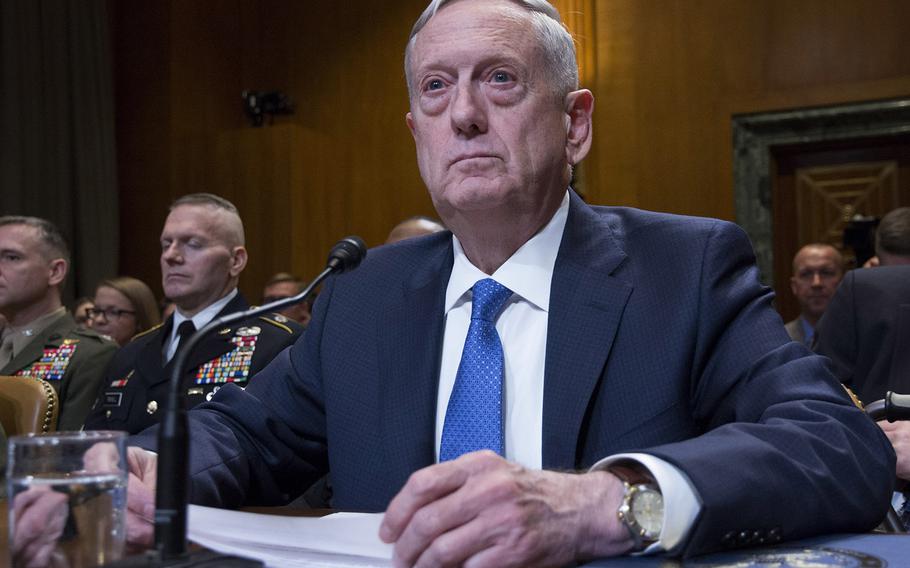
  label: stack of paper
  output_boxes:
[188,505,394,567]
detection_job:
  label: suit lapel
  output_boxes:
[542,193,632,469]
[378,241,453,476]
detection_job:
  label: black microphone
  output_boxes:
[108,237,366,566]
[863,391,910,422]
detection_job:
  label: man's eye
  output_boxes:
[491,71,512,83]
[425,78,444,91]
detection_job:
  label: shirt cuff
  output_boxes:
[590,452,702,554]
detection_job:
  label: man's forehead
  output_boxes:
[413,0,534,57]
[162,205,222,234]
[796,248,839,267]
[0,223,41,251]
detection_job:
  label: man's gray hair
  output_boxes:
[876,207,910,257]
[0,215,70,265]
[404,0,578,100]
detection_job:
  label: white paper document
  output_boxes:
[188,505,394,567]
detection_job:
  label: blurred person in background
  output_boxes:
[72,297,94,327]
[89,276,161,346]
[262,272,311,327]
[784,243,844,345]
[385,215,445,244]
[864,207,910,268]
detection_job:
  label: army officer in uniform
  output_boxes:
[0,216,118,430]
[84,193,303,433]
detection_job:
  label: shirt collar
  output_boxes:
[172,288,238,333]
[445,191,569,313]
[3,307,67,357]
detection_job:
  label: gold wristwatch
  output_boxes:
[611,464,664,551]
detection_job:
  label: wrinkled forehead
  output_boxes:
[410,0,539,68]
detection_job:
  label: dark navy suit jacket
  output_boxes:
[135,193,894,557]
[814,265,910,404]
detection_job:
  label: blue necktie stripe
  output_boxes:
[440,278,513,462]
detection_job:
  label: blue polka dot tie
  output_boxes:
[440,278,513,461]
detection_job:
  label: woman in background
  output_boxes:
[89,276,160,346]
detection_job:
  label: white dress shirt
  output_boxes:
[434,192,700,552]
[163,288,238,363]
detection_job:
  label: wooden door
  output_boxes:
[772,134,910,321]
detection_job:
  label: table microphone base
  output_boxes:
[104,549,263,567]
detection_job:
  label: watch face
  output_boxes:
[631,488,663,536]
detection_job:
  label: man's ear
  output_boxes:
[564,89,594,166]
[406,112,416,139]
[47,258,67,287]
[789,276,799,297]
[229,246,248,277]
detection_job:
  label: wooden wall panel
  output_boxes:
[113,0,910,304]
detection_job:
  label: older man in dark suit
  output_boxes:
[115,1,892,565]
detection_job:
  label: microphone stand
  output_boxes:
[106,237,366,566]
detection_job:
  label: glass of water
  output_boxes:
[7,431,128,567]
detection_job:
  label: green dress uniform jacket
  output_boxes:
[1,312,118,431]
[83,294,304,434]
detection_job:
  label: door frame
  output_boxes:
[732,97,910,287]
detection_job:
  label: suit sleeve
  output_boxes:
[643,222,894,557]
[814,271,858,387]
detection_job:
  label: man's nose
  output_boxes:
[811,272,823,286]
[450,81,487,136]
[161,243,182,263]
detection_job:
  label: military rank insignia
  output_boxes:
[194,326,260,384]
[15,339,78,381]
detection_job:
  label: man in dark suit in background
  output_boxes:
[0,216,117,430]
[114,1,893,565]
[784,243,844,345]
[84,194,303,434]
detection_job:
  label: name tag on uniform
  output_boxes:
[104,392,123,407]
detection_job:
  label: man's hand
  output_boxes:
[125,446,158,551]
[378,451,633,568]
[10,486,69,568]
[878,420,910,480]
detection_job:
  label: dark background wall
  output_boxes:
[110,0,910,304]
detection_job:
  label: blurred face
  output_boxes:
[0,224,66,321]
[263,281,311,326]
[790,246,844,321]
[90,286,137,346]
[405,0,591,228]
[160,205,247,316]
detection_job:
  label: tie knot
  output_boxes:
[470,278,512,322]
[177,320,196,341]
